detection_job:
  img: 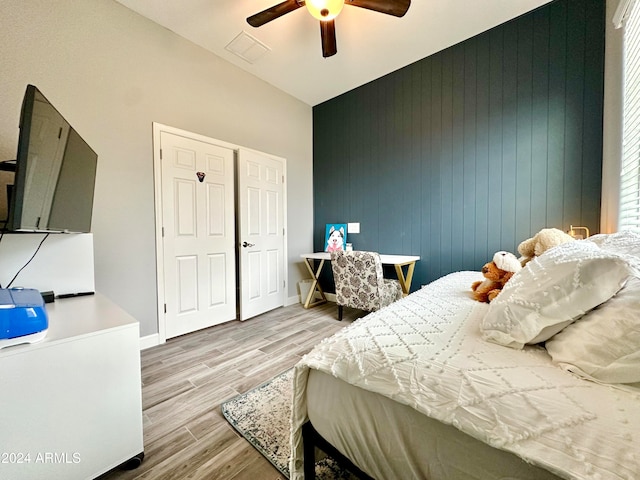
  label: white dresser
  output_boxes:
[0,293,144,480]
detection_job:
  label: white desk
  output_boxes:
[300,252,420,308]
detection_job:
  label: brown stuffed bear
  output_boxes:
[471,251,522,303]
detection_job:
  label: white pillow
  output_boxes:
[585,230,640,264]
[481,240,631,349]
[545,277,640,384]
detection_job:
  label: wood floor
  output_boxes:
[99,301,361,480]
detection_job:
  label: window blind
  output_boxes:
[621,2,640,231]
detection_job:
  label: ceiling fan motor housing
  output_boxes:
[306,0,345,21]
[247,0,411,57]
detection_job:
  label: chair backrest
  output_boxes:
[330,250,385,311]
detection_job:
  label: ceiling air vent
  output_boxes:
[225,31,270,64]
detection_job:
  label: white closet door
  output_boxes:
[237,148,285,321]
[160,131,236,339]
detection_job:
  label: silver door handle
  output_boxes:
[242,241,255,248]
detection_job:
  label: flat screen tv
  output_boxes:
[6,85,97,233]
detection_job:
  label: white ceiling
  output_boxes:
[114,0,553,106]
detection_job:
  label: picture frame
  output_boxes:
[325,223,347,252]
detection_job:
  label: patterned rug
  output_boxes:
[221,369,355,479]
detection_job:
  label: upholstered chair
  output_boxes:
[330,250,403,321]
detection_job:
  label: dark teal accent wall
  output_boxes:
[312,0,604,291]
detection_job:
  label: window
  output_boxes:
[621,0,640,231]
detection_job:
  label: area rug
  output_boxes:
[221,369,355,479]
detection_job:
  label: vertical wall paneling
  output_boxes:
[563,0,586,227]
[475,33,491,267]
[515,12,534,245]
[440,48,455,275]
[487,27,505,256]
[462,36,478,268]
[313,0,605,291]
[530,8,551,234]
[582,1,606,229]
[426,55,440,280]
[451,43,466,274]
[500,18,519,251]
[408,61,423,263]
[546,0,569,229]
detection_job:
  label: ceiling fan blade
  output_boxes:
[320,20,337,58]
[247,0,303,27]
[346,0,411,17]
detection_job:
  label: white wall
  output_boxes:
[0,234,95,295]
[602,0,624,233]
[0,0,314,337]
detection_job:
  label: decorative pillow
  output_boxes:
[545,277,640,384]
[481,240,631,349]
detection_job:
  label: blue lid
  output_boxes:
[0,288,48,340]
[3,288,45,308]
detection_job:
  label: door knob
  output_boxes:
[242,241,255,248]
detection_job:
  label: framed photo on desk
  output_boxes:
[325,224,347,252]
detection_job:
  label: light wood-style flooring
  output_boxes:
[99,301,361,480]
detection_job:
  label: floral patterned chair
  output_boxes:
[330,250,403,321]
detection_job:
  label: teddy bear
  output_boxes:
[471,251,522,303]
[517,227,575,266]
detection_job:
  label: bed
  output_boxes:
[290,231,640,480]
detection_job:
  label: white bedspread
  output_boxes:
[290,271,640,480]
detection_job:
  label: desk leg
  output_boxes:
[302,258,327,308]
[394,261,416,296]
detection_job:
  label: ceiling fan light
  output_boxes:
[305,0,344,21]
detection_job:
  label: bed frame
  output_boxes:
[302,421,373,480]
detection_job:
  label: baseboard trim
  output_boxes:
[287,292,336,307]
[285,295,300,307]
[139,333,162,350]
[140,293,338,350]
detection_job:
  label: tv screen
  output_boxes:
[7,85,97,233]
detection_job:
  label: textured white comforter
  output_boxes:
[290,271,640,480]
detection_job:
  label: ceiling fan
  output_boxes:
[246,0,411,58]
